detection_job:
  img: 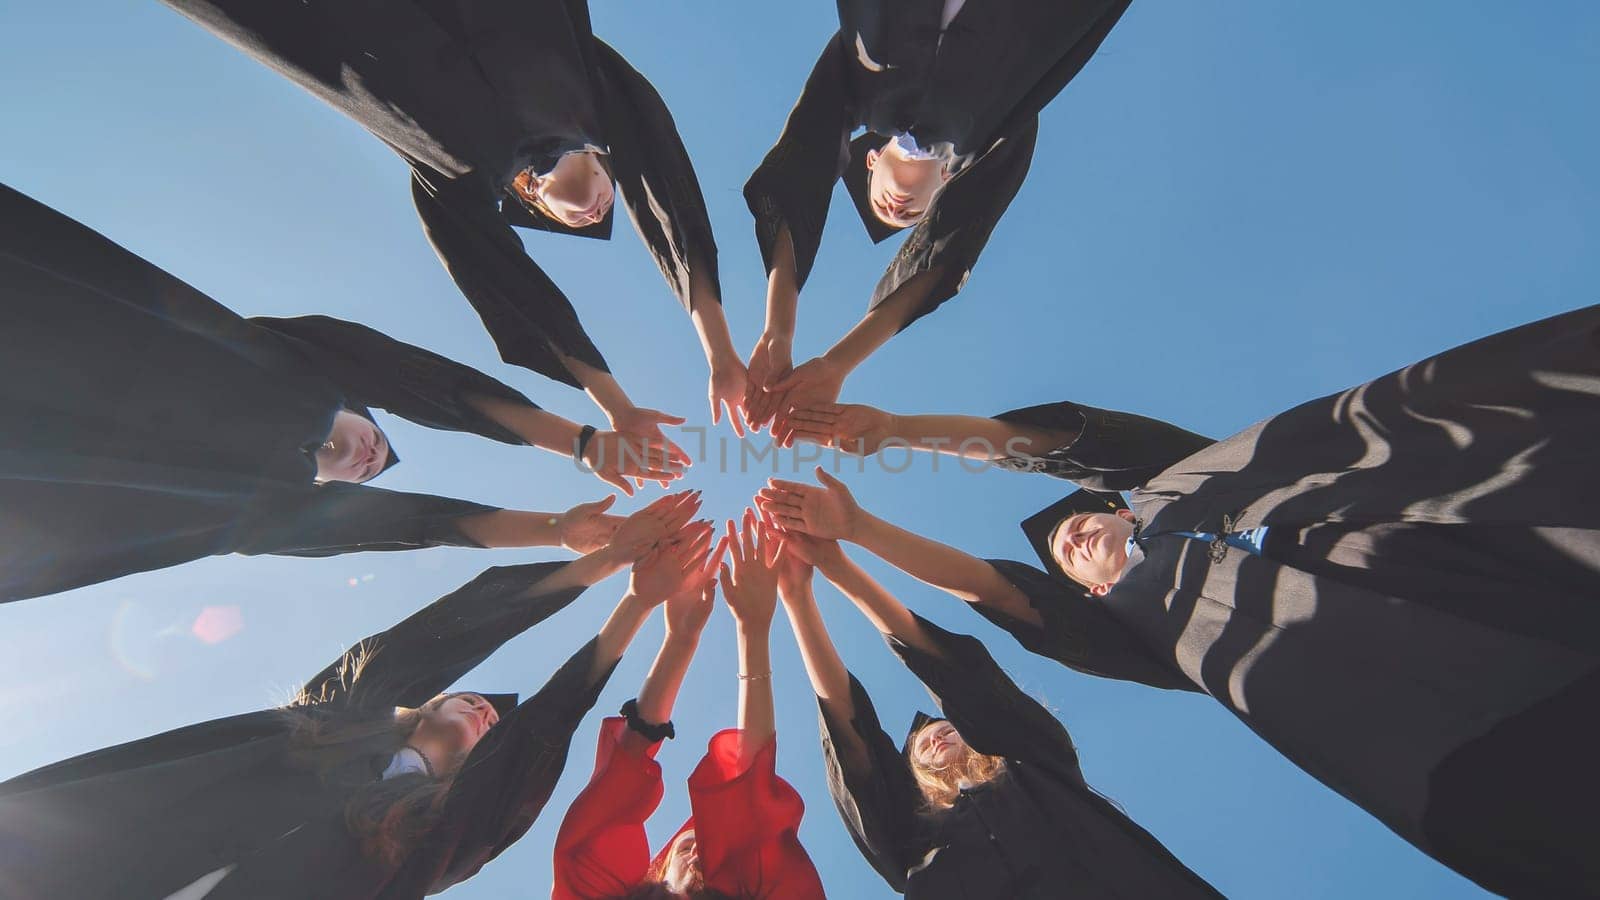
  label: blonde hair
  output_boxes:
[907,722,1007,811]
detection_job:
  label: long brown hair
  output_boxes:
[279,646,464,865]
[907,721,1008,811]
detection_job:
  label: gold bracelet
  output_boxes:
[737,671,773,681]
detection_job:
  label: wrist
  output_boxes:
[734,616,775,639]
[851,511,886,547]
[819,345,859,380]
[663,624,705,646]
[619,591,654,617]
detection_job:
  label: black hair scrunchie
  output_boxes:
[620,697,675,742]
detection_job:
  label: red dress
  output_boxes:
[553,718,826,899]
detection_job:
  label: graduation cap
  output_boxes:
[1020,489,1130,586]
[481,693,519,721]
[842,131,914,244]
[901,710,949,761]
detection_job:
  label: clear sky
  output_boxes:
[2,2,1597,897]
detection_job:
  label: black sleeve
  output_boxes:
[410,166,605,388]
[866,117,1037,329]
[400,638,620,892]
[977,561,1202,693]
[295,561,586,713]
[742,34,854,292]
[593,40,722,314]
[889,613,1087,787]
[817,673,928,893]
[249,314,536,445]
[234,482,498,559]
[991,399,1216,490]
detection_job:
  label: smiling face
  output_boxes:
[1050,509,1138,596]
[911,720,968,771]
[865,139,951,227]
[413,693,500,761]
[521,151,615,227]
[314,410,390,484]
[660,828,701,894]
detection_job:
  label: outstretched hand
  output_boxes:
[783,403,895,454]
[767,356,845,447]
[556,495,624,553]
[756,467,863,541]
[608,490,702,561]
[607,405,693,487]
[717,508,782,630]
[630,519,718,606]
[709,358,749,438]
[581,430,686,495]
[663,576,716,637]
[743,333,793,433]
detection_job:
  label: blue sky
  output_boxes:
[2,2,1597,897]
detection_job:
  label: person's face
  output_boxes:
[660,829,700,893]
[532,151,614,227]
[315,410,389,483]
[1050,509,1137,596]
[912,720,967,771]
[865,140,950,227]
[416,693,499,758]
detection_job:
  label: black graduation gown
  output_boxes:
[977,305,1600,897]
[160,0,721,387]
[819,616,1221,899]
[0,561,615,899]
[0,183,539,604]
[744,0,1131,329]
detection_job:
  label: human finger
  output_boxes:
[725,399,747,437]
[740,507,758,561]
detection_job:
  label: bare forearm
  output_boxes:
[816,553,933,655]
[893,413,1076,460]
[820,267,942,374]
[467,393,585,457]
[564,357,633,421]
[689,266,739,367]
[736,622,776,760]
[779,585,853,717]
[851,511,1040,624]
[592,592,655,680]
[635,629,701,725]
[853,512,991,602]
[527,544,631,595]
[456,509,569,548]
[763,227,800,339]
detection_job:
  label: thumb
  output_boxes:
[718,563,734,593]
[591,494,618,514]
[709,395,722,425]
[640,407,688,426]
[599,468,635,497]
[770,370,803,392]
[814,466,847,491]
